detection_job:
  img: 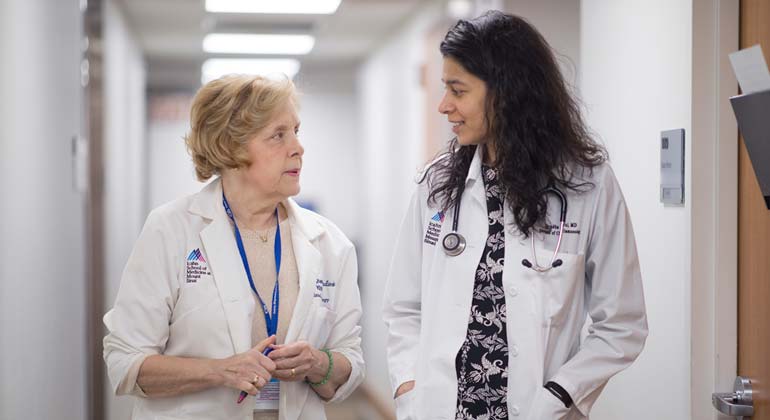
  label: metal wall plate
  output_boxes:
[660,128,685,205]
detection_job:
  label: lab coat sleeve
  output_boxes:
[549,166,648,417]
[382,189,423,397]
[103,209,178,396]
[324,245,365,403]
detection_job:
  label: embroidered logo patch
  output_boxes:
[423,211,444,246]
[187,248,206,262]
[185,248,211,283]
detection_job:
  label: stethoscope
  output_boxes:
[442,185,568,273]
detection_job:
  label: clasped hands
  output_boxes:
[214,335,325,396]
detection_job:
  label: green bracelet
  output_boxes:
[307,348,333,387]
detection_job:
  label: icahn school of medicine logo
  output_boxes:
[185,248,211,283]
[423,211,445,245]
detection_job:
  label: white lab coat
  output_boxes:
[383,148,647,420]
[104,179,364,420]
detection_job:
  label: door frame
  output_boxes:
[84,0,106,418]
[691,1,739,419]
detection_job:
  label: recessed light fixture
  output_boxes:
[201,58,301,84]
[205,0,341,15]
[203,34,315,55]
[447,0,472,19]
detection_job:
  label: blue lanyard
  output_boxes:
[222,193,281,338]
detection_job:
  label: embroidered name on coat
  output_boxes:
[313,279,336,304]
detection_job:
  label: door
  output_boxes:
[737,0,770,418]
[714,1,770,418]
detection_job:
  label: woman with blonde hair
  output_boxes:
[104,74,364,420]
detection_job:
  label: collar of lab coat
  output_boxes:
[188,178,325,354]
[188,178,325,242]
[462,145,487,209]
[464,144,483,184]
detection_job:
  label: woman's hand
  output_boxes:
[395,380,415,398]
[394,380,417,420]
[214,335,277,395]
[528,386,571,420]
[267,341,324,382]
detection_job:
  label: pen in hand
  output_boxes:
[237,347,274,404]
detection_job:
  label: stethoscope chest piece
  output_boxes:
[442,231,466,256]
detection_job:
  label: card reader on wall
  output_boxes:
[660,129,685,205]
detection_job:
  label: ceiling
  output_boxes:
[117,0,436,90]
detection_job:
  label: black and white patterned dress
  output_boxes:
[455,165,509,420]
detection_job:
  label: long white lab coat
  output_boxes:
[103,179,364,420]
[383,148,647,420]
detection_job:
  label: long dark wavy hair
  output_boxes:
[425,10,607,237]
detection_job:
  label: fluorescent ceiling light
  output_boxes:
[203,34,315,55]
[201,58,301,84]
[206,0,341,14]
[447,0,472,19]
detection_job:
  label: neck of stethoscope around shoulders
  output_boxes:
[441,184,569,273]
[521,186,567,272]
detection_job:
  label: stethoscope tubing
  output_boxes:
[524,186,567,272]
[442,184,567,273]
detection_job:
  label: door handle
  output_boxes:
[712,377,754,418]
[713,392,754,417]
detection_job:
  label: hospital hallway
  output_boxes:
[2,0,770,419]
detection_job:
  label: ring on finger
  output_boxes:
[290,368,296,377]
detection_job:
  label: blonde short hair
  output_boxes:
[185,74,297,181]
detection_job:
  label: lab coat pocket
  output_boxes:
[297,303,337,348]
[528,386,570,420]
[173,275,219,321]
[394,390,417,420]
[530,249,585,327]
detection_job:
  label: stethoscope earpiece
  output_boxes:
[522,258,563,271]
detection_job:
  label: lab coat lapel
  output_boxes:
[439,183,488,347]
[280,199,323,420]
[283,199,323,344]
[193,179,254,355]
[200,217,254,355]
[465,145,486,211]
[434,147,488,345]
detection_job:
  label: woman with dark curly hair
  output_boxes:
[383,11,647,420]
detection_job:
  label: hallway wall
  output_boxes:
[102,0,148,417]
[0,0,88,418]
[581,1,693,418]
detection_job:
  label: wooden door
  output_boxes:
[738,1,770,418]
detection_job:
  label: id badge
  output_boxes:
[254,379,280,411]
